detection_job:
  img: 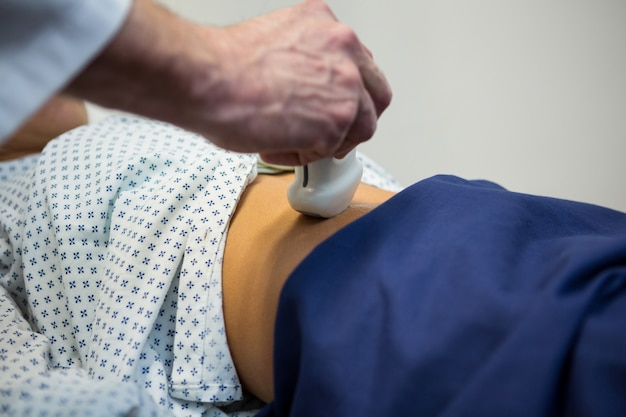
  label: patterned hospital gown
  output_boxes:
[0,116,401,417]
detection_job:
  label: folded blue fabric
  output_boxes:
[258,175,626,417]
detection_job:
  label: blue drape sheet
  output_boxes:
[258,175,626,417]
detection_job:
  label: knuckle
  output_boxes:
[353,112,377,142]
[377,84,393,114]
[306,131,338,158]
[310,0,332,15]
[316,101,362,156]
[311,137,336,158]
[334,99,359,131]
[360,117,378,140]
[329,23,359,49]
[362,113,377,140]
[340,61,362,84]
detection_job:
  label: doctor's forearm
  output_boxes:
[64,0,223,136]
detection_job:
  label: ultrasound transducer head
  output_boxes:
[287,149,362,218]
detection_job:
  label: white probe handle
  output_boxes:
[287,150,363,218]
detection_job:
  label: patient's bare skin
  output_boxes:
[0,96,88,161]
[223,173,395,402]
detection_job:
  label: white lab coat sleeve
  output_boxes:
[0,0,132,141]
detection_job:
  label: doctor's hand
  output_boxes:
[207,0,393,166]
[66,0,391,165]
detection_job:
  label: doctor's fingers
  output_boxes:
[261,71,379,166]
[259,150,320,167]
[332,27,392,118]
[260,102,375,167]
[301,0,391,115]
[357,47,392,117]
[333,85,378,159]
[330,28,392,118]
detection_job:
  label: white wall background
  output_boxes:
[149,0,626,211]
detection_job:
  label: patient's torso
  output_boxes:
[223,173,396,402]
